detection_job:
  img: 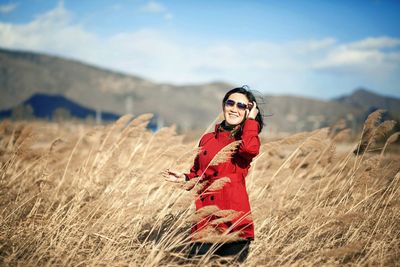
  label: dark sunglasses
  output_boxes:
[224,99,252,110]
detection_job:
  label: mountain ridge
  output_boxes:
[0,93,119,120]
[334,88,400,114]
[1,47,399,132]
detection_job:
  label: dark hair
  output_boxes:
[222,85,264,133]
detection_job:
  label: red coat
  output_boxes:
[185,119,261,241]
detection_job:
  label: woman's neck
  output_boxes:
[221,121,239,132]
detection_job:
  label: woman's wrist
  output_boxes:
[243,118,260,132]
[183,174,190,182]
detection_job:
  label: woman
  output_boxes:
[162,86,263,262]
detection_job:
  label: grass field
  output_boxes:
[0,110,399,266]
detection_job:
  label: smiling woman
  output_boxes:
[162,86,264,262]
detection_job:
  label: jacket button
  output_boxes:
[213,171,218,177]
[210,196,214,201]
[203,150,207,155]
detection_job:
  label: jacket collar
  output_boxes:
[214,120,241,139]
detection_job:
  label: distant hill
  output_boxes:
[0,47,229,130]
[0,93,119,121]
[1,47,399,133]
[263,95,360,133]
[334,88,400,115]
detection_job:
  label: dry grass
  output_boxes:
[0,110,399,266]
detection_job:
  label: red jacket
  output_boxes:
[185,119,261,240]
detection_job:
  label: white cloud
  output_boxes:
[140,1,166,13]
[347,36,400,50]
[0,4,399,98]
[164,13,173,20]
[313,37,400,77]
[139,1,172,21]
[111,4,122,11]
[291,38,337,53]
[0,2,97,56]
[0,3,18,14]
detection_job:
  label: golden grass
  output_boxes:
[0,113,399,266]
[209,141,241,166]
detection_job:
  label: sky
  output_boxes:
[0,0,399,99]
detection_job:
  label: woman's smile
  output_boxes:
[223,93,249,126]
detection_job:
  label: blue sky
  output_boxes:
[0,0,399,99]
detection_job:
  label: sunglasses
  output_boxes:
[224,99,252,111]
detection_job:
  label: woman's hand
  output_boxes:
[162,169,186,183]
[247,101,258,119]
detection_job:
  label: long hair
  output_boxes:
[222,85,264,133]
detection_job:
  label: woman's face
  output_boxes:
[223,93,250,126]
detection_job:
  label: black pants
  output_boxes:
[188,240,251,263]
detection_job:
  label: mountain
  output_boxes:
[1,47,399,133]
[263,95,361,133]
[0,47,229,130]
[334,88,400,115]
[0,93,119,121]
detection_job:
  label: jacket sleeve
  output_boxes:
[184,154,200,181]
[238,119,261,160]
[184,135,205,181]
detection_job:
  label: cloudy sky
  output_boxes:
[0,0,399,99]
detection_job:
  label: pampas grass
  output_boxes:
[205,177,231,192]
[0,113,399,266]
[354,109,395,155]
[209,141,241,166]
[380,131,400,159]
